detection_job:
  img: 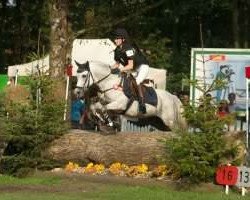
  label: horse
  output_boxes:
[74,61,186,130]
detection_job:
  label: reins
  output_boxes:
[83,65,114,94]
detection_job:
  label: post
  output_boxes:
[64,75,70,121]
[245,66,250,149]
[246,79,249,148]
[242,187,246,196]
[15,69,18,86]
[64,63,72,121]
[225,185,229,195]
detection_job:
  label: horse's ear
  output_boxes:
[75,60,82,68]
[86,61,90,71]
[75,60,90,72]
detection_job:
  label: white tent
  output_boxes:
[8,39,167,89]
[71,39,166,89]
[8,55,49,77]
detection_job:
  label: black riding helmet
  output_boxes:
[113,28,129,40]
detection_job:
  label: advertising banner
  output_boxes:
[190,48,250,114]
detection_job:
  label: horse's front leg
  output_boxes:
[90,102,114,127]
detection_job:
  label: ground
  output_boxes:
[0,170,220,193]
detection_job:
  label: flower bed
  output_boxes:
[64,162,170,178]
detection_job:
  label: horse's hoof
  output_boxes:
[99,124,117,135]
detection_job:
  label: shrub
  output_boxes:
[165,83,239,184]
[0,73,69,176]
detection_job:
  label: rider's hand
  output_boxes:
[113,84,119,90]
[113,84,122,91]
[111,68,120,74]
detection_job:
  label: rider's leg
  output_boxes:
[136,64,149,114]
[138,83,146,114]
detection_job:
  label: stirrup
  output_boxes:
[139,104,146,114]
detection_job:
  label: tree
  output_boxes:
[49,0,72,77]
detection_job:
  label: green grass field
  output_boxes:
[0,171,248,200]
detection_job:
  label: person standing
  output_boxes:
[228,92,236,113]
[112,28,149,114]
[71,95,85,129]
[228,92,237,131]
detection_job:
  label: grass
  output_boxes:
[0,174,61,185]
[0,171,249,200]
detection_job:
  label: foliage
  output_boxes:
[165,132,237,183]
[1,0,249,89]
[0,0,50,70]
[164,75,239,184]
[0,70,69,176]
[140,32,172,69]
[0,92,6,134]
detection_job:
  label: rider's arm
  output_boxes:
[113,62,120,68]
[120,59,133,72]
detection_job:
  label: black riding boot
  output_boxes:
[138,84,146,114]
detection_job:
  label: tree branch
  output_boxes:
[74,0,166,38]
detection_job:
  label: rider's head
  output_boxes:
[113,28,129,46]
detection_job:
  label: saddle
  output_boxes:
[122,73,158,107]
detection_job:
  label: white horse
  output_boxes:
[74,61,186,130]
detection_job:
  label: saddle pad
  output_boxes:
[144,86,158,107]
[123,78,158,107]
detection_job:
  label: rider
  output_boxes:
[112,28,149,114]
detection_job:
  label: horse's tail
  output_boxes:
[173,96,187,129]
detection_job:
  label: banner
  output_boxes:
[190,48,250,113]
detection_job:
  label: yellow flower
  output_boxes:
[151,165,169,177]
[109,162,123,175]
[65,161,80,172]
[121,164,129,171]
[94,164,105,174]
[86,162,94,169]
[139,164,148,173]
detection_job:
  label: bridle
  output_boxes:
[75,61,115,94]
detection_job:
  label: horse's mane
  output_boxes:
[89,61,110,69]
[84,83,101,99]
[88,60,121,85]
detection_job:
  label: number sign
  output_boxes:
[236,167,250,187]
[216,166,238,185]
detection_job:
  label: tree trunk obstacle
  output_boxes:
[44,130,245,167]
[44,130,171,166]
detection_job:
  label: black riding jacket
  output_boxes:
[114,42,148,70]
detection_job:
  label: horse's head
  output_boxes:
[75,60,116,99]
[74,61,93,95]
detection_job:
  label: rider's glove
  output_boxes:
[113,84,122,91]
[111,68,120,74]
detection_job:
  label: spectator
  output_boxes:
[178,91,190,106]
[228,92,236,113]
[71,95,85,129]
[217,100,229,118]
[217,100,234,132]
[228,92,237,131]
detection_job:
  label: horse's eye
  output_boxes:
[82,74,86,78]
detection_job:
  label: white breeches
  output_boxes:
[135,64,149,84]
